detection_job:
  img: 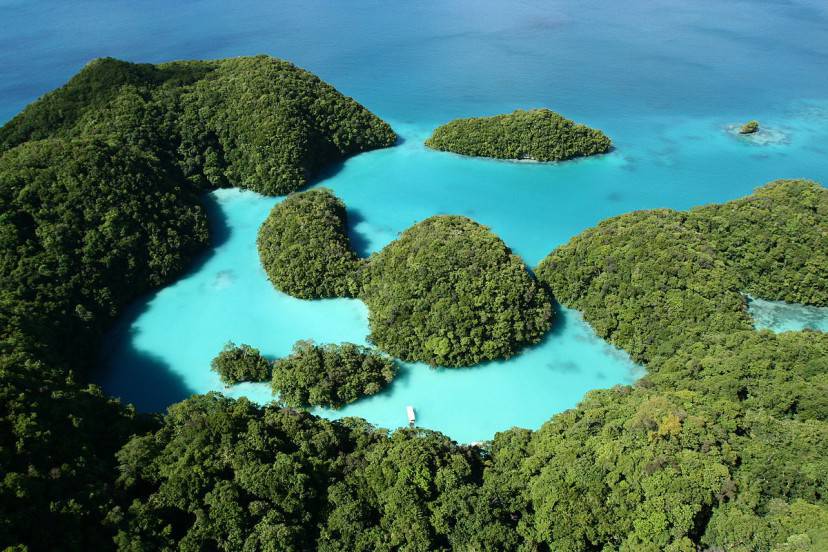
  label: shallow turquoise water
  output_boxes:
[4,0,828,441]
[98,187,644,443]
[748,296,828,333]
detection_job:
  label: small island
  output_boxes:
[211,342,272,385]
[739,120,760,134]
[424,108,611,162]
[271,341,397,409]
[257,188,361,299]
[360,215,553,366]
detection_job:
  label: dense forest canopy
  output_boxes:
[256,193,554,367]
[0,53,826,551]
[536,179,828,364]
[0,56,396,194]
[257,188,361,299]
[211,342,272,385]
[425,108,612,162]
[0,56,395,550]
[359,215,553,366]
[271,341,397,409]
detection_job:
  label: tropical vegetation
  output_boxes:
[359,215,553,366]
[271,341,397,409]
[257,198,555,367]
[0,56,396,194]
[211,342,272,385]
[425,108,611,161]
[257,188,361,298]
[1,53,827,552]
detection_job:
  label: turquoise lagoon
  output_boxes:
[4,1,828,441]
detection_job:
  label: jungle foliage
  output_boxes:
[257,188,361,299]
[0,56,396,194]
[1,54,827,552]
[536,179,828,364]
[0,137,208,550]
[0,56,393,550]
[359,216,553,366]
[211,342,272,385]
[424,108,611,162]
[271,341,397,409]
[257,191,553,367]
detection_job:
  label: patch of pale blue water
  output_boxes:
[748,296,828,333]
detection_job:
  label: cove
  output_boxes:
[748,296,828,334]
[99,185,643,443]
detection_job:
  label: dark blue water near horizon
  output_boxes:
[2,0,827,441]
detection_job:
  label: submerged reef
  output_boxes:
[424,108,611,161]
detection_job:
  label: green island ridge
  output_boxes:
[271,340,397,409]
[257,189,554,366]
[1,57,827,551]
[424,108,612,161]
[0,56,396,194]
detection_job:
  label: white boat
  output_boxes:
[406,405,416,427]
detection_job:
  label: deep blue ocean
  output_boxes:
[2,0,827,441]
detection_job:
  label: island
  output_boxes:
[211,342,272,385]
[257,191,554,366]
[257,188,361,299]
[0,56,396,194]
[359,215,553,366]
[739,120,760,134]
[424,108,612,161]
[271,340,397,409]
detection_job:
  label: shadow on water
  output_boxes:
[96,297,194,413]
[547,301,569,337]
[91,190,235,413]
[346,208,374,258]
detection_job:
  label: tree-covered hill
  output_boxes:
[359,215,553,366]
[0,56,397,194]
[536,179,828,365]
[257,188,362,299]
[425,108,611,162]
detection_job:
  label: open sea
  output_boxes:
[2,0,827,442]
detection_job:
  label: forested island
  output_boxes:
[1,53,827,552]
[425,108,612,161]
[210,339,397,408]
[271,341,397,408]
[257,190,553,366]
